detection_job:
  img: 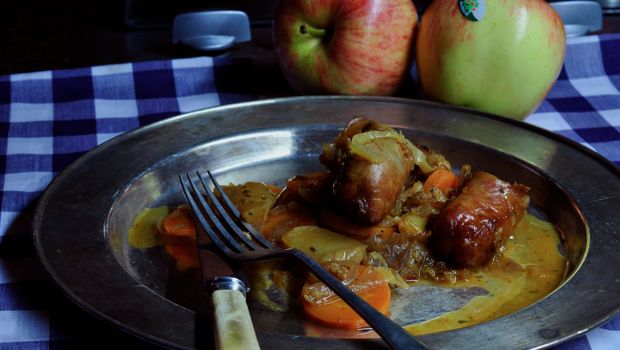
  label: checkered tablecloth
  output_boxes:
[0,33,619,349]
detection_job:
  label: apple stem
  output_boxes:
[299,24,327,38]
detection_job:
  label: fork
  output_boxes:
[179,171,429,350]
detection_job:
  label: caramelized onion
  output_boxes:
[349,130,434,174]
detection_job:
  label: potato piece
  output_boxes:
[221,182,278,231]
[128,206,170,248]
[282,226,367,265]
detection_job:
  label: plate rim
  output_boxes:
[32,95,620,349]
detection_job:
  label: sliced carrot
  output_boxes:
[301,265,391,330]
[165,244,199,271]
[318,209,395,240]
[159,205,196,245]
[261,201,317,244]
[423,168,459,195]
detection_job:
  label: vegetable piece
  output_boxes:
[350,130,434,174]
[128,206,170,248]
[165,244,199,271]
[366,232,458,283]
[365,252,410,289]
[318,209,395,239]
[397,203,438,237]
[282,226,367,265]
[301,265,391,329]
[397,211,428,237]
[246,260,304,312]
[261,201,317,244]
[425,148,452,171]
[423,168,459,195]
[159,205,196,246]
[374,267,410,289]
[320,260,359,282]
[221,182,278,231]
[302,264,385,305]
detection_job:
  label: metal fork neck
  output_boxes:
[207,276,248,296]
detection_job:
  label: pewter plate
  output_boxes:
[33,96,620,349]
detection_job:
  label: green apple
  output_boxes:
[273,0,417,96]
[416,0,566,119]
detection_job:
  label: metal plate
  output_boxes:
[33,96,620,349]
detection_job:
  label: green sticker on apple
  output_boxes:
[459,0,485,21]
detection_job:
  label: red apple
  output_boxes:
[416,0,566,120]
[273,0,417,96]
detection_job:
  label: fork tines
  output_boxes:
[179,171,272,257]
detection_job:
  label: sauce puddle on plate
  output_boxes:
[404,214,567,335]
[128,208,567,336]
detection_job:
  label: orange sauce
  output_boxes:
[406,214,567,334]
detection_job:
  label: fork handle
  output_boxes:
[288,249,429,350]
[211,278,261,350]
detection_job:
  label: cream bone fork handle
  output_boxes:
[179,171,430,350]
[195,228,260,349]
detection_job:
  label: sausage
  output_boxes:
[273,172,334,207]
[331,156,412,225]
[430,171,530,268]
[320,118,415,225]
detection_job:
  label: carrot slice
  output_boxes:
[159,205,196,245]
[423,168,459,195]
[261,201,317,243]
[165,244,199,271]
[301,266,391,329]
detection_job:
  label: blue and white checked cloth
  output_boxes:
[0,34,618,349]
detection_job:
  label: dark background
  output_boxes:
[1,0,618,76]
[0,0,281,76]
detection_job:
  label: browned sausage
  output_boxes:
[320,118,415,225]
[430,171,530,268]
